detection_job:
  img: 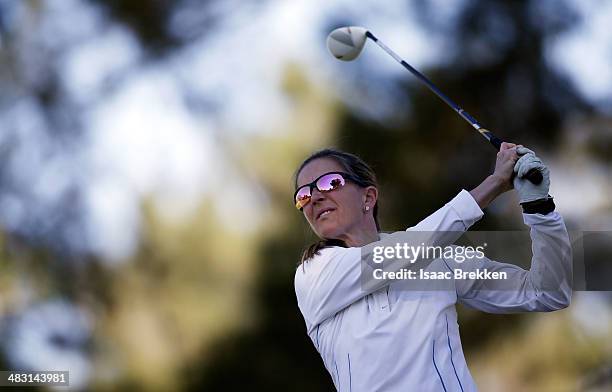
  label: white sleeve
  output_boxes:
[294,190,484,327]
[451,211,572,313]
[407,189,483,232]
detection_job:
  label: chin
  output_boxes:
[316,221,345,241]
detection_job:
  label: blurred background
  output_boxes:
[0,0,610,390]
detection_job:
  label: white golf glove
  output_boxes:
[513,146,550,203]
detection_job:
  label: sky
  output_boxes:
[547,0,612,106]
[1,0,611,260]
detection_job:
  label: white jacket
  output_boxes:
[294,190,572,391]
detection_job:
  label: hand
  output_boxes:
[491,142,520,194]
[513,146,550,203]
[469,142,519,209]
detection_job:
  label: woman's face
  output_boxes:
[296,158,371,240]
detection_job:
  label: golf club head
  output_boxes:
[327,26,368,61]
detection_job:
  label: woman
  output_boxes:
[293,144,572,391]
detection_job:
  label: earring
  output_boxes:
[364,205,370,213]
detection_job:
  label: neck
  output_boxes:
[337,221,380,247]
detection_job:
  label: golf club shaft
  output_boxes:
[365,31,543,185]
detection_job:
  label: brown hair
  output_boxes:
[294,148,380,264]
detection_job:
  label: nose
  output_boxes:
[310,187,326,205]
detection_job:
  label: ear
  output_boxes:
[362,186,378,208]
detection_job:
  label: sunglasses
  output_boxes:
[294,172,363,210]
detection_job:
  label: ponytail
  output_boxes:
[299,238,347,267]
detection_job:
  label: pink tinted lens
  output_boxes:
[317,173,345,192]
[295,186,311,209]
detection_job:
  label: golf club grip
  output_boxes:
[487,133,543,185]
[524,169,543,185]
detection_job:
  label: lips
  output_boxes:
[316,208,336,220]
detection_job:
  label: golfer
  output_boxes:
[293,144,572,391]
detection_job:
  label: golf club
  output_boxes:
[327,26,543,185]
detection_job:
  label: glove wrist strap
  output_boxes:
[521,195,555,215]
